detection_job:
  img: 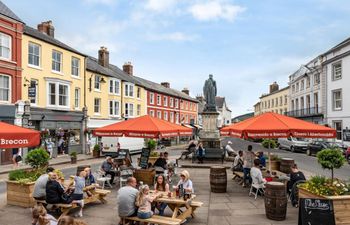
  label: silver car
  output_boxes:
[278,137,309,152]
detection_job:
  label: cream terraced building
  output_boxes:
[256,82,289,115]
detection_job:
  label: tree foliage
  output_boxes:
[261,139,277,149]
[317,148,345,181]
[25,148,50,169]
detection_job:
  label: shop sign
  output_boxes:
[28,87,36,98]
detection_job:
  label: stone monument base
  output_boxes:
[199,111,221,149]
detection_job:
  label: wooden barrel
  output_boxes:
[210,166,227,193]
[264,182,287,221]
[280,158,294,174]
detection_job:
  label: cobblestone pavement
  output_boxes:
[0,167,298,225]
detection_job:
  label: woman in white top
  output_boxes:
[176,170,194,194]
[250,159,266,186]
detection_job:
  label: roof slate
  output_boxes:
[23,25,85,56]
[0,1,22,23]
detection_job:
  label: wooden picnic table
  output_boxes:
[150,191,203,221]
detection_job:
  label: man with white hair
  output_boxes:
[225,141,237,156]
[101,156,116,184]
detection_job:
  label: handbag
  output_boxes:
[15,155,22,162]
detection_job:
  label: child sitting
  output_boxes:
[135,185,162,219]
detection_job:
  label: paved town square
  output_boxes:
[1,0,350,225]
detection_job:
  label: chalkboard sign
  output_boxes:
[139,148,151,169]
[298,198,335,225]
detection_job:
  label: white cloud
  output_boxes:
[189,1,245,22]
[145,0,178,12]
[147,32,198,41]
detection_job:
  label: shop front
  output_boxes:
[0,104,16,165]
[29,107,84,157]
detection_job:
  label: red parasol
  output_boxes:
[0,122,40,148]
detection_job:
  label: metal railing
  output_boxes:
[285,107,322,117]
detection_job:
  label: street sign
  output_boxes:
[28,86,36,98]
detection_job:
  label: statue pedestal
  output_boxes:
[199,111,221,149]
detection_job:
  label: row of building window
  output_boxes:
[93,99,141,117]
[291,74,320,94]
[28,41,81,76]
[262,95,288,109]
[291,93,319,111]
[149,109,195,124]
[149,92,196,111]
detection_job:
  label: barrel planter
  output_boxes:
[264,181,287,221]
[280,158,294,174]
[133,168,156,186]
[268,160,281,171]
[299,188,350,225]
[7,181,35,208]
[210,166,227,193]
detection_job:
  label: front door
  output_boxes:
[1,149,13,165]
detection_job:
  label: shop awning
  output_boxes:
[0,122,40,148]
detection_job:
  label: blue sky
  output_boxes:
[4,0,350,117]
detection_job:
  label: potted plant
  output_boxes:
[69,151,77,164]
[262,139,280,171]
[7,148,49,207]
[147,139,159,165]
[299,148,350,223]
[93,144,100,158]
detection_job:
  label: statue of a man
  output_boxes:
[203,74,217,110]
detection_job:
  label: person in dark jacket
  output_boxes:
[196,142,204,164]
[154,152,167,170]
[287,164,306,207]
[46,172,72,204]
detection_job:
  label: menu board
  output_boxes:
[298,198,335,225]
[139,148,151,169]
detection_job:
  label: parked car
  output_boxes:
[278,137,309,152]
[345,147,350,164]
[306,141,345,156]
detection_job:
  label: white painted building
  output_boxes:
[323,38,350,144]
[287,56,325,124]
[215,97,232,127]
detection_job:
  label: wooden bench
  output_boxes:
[122,215,182,225]
[192,148,225,163]
[35,199,75,219]
[179,147,196,160]
[232,171,244,181]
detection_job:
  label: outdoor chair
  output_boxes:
[119,168,133,187]
[249,181,265,199]
[95,171,112,189]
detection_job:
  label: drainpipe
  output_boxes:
[82,57,88,154]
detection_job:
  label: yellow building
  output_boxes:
[86,47,147,128]
[21,21,86,155]
[256,82,289,115]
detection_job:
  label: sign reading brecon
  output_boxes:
[1,138,29,145]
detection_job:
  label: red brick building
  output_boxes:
[0,2,23,105]
[122,64,198,125]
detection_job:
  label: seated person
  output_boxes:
[33,167,55,200]
[196,142,205,164]
[84,167,95,186]
[117,177,139,219]
[32,204,57,225]
[136,185,162,219]
[258,152,266,168]
[232,150,243,172]
[153,175,170,215]
[187,140,196,150]
[176,170,194,194]
[225,141,237,156]
[287,164,306,194]
[100,156,116,184]
[250,159,266,186]
[154,152,167,170]
[46,172,72,204]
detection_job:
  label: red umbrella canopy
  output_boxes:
[0,122,40,148]
[93,115,193,138]
[220,112,336,139]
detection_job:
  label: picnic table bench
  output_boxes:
[192,148,225,163]
[232,171,244,181]
[122,215,182,225]
[35,186,111,219]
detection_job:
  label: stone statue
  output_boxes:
[203,74,217,111]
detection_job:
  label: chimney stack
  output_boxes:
[182,88,189,95]
[37,21,55,37]
[98,47,109,67]
[123,62,133,75]
[161,82,170,88]
[269,81,279,94]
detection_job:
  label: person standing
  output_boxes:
[196,142,205,164]
[12,148,21,168]
[86,138,91,155]
[58,137,64,155]
[46,139,54,159]
[242,145,255,187]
